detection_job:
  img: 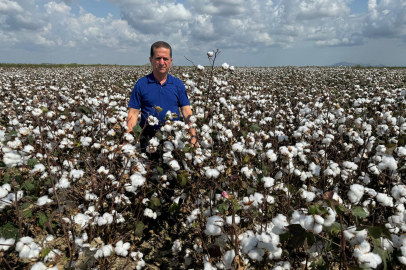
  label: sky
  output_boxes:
[0,0,405,67]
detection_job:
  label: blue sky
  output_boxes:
[0,0,405,67]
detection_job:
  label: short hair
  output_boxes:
[150,41,172,58]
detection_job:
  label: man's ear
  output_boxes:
[149,57,153,64]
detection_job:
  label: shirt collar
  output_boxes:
[147,73,174,84]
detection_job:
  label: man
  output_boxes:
[127,41,197,153]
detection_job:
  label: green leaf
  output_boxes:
[325,222,346,236]
[241,130,248,138]
[183,145,191,152]
[368,226,392,240]
[261,162,269,176]
[23,180,35,191]
[335,204,346,215]
[3,173,10,183]
[169,202,181,213]
[77,105,92,116]
[218,203,228,214]
[287,224,307,249]
[232,201,241,211]
[132,125,143,136]
[149,196,161,210]
[156,166,163,174]
[8,130,18,137]
[27,158,39,168]
[348,266,365,270]
[350,206,367,218]
[373,247,388,270]
[306,232,316,247]
[41,247,51,258]
[250,124,260,132]
[155,131,163,141]
[246,187,256,195]
[176,171,189,186]
[14,174,22,183]
[135,221,145,238]
[0,223,19,239]
[38,212,48,228]
[279,232,290,243]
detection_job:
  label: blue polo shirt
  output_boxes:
[128,73,190,130]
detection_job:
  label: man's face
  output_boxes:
[150,47,172,76]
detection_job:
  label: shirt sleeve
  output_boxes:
[177,80,190,107]
[128,82,142,109]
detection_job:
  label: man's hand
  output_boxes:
[127,108,140,133]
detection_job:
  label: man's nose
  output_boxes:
[159,59,165,65]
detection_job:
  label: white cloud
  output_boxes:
[295,0,351,20]
[0,0,23,14]
[45,1,71,14]
[363,0,406,40]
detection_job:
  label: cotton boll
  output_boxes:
[205,216,224,236]
[169,160,181,171]
[376,193,394,207]
[224,250,235,269]
[205,168,220,179]
[0,237,15,251]
[144,208,157,219]
[115,240,131,257]
[37,195,53,206]
[347,184,365,204]
[248,247,265,261]
[226,215,241,225]
[262,177,275,188]
[171,239,182,253]
[30,262,48,270]
[44,249,61,262]
[95,244,113,259]
[15,236,41,259]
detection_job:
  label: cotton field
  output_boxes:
[1,62,406,270]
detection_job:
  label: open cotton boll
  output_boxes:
[171,239,182,253]
[37,195,53,206]
[115,240,131,257]
[15,236,41,259]
[248,247,265,261]
[131,251,146,269]
[271,214,289,235]
[44,249,61,262]
[224,249,236,269]
[97,166,109,174]
[347,184,365,204]
[226,215,241,225]
[3,151,23,167]
[392,185,406,203]
[187,208,201,224]
[262,177,275,188]
[353,241,382,269]
[169,160,181,171]
[30,163,46,174]
[300,189,316,202]
[204,216,224,236]
[376,193,394,207]
[30,262,58,270]
[0,184,11,198]
[97,213,113,226]
[205,168,220,179]
[0,237,15,251]
[144,208,157,219]
[73,213,91,229]
[377,155,398,171]
[94,244,113,259]
[273,261,291,269]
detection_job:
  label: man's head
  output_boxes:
[150,41,172,58]
[149,41,173,78]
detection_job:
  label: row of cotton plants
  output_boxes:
[1,61,406,269]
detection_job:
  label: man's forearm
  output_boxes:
[127,108,140,133]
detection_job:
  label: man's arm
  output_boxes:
[181,105,197,146]
[127,108,140,133]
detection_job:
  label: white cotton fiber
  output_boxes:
[37,195,53,206]
[204,216,224,236]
